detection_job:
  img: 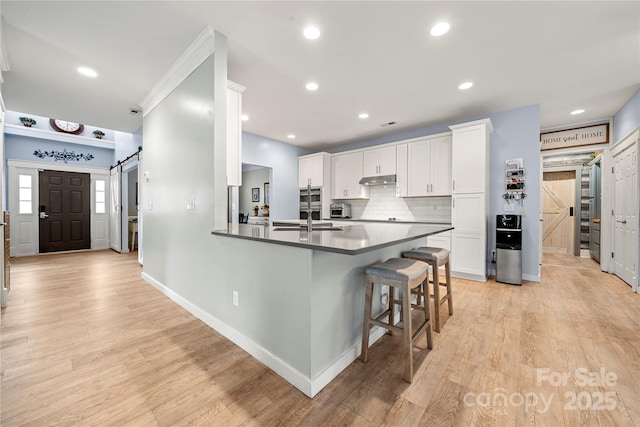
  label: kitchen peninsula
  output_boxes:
[211,222,452,397]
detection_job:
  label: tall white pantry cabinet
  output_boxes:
[449,119,493,281]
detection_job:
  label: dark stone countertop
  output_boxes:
[212,222,453,255]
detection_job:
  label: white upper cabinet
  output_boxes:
[332,152,368,199]
[451,120,493,194]
[396,143,408,197]
[430,135,453,195]
[363,146,396,176]
[226,81,246,186]
[299,152,330,188]
[406,135,452,197]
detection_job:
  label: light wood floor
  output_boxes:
[2,250,639,426]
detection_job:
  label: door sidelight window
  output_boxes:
[18,174,33,214]
[95,179,106,214]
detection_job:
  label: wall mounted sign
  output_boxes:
[34,149,95,163]
[540,123,609,151]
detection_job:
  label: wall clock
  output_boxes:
[49,118,84,135]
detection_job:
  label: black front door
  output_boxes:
[39,170,91,253]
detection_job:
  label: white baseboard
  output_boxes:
[310,325,387,396]
[141,272,390,398]
[452,270,488,282]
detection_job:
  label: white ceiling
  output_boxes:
[2,1,638,149]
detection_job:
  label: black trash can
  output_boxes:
[496,215,522,285]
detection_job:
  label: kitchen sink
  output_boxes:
[273,226,344,231]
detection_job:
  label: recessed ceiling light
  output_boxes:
[303,26,321,40]
[571,109,585,115]
[458,82,473,90]
[287,134,296,139]
[430,22,450,37]
[77,66,97,78]
[241,114,249,121]
[358,113,369,119]
[306,82,319,91]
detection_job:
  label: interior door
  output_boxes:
[542,171,576,254]
[613,142,638,289]
[110,167,121,252]
[38,170,91,253]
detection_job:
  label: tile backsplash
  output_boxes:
[343,185,451,222]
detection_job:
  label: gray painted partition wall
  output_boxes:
[142,54,219,299]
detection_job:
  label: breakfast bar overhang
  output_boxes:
[211,222,452,397]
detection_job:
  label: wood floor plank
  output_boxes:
[2,250,640,426]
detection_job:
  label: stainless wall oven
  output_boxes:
[299,187,322,220]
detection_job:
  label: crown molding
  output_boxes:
[140,26,216,116]
[449,118,494,133]
[227,80,246,93]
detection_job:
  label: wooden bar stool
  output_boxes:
[360,258,433,383]
[402,247,452,333]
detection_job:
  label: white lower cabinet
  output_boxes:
[451,194,488,280]
[450,232,486,276]
[451,193,485,234]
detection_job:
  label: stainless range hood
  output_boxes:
[358,174,397,186]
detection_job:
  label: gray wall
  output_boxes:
[114,130,142,163]
[613,89,640,143]
[4,134,114,168]
[487,105,541,280]
[242,132,309,220]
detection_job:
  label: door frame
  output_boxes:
[609,128,639,293]
[121,157,139,254]
[7,159,110,256]
[542,166,582,256]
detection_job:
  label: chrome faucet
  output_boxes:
[306,182,313,232]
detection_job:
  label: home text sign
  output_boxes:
[540,123,609,151]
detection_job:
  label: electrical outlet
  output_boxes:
[504,203,514,212]
[232,291,239,307]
